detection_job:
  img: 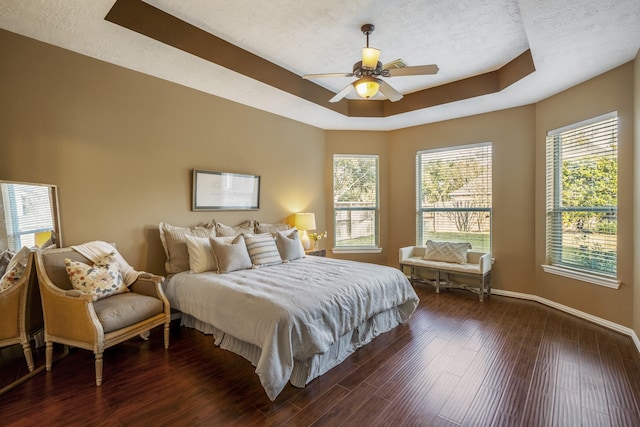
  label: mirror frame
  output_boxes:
[0,180,63,395]
[0,180,62,251]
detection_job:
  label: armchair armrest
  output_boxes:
[129,273,164,299]
[38,278,102,343]
[129,274,170,315]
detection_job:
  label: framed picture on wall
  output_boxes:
[192,169,260,211]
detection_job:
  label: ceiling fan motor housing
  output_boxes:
[353,60,384,76]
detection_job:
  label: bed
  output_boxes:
[159,221,419,400]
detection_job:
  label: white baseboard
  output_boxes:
[491,289,640,355]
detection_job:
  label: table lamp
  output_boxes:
[294,212,316,250]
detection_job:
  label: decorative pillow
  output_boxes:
[185,234,235,273]
[215,220,254,237]
[0,249,14,278]
[210,235,252,273]
[159,221,216,274]
[254,221,290,235]
[245,233,282,267]
[423,240,471,264]
[184,234,217,273]
[275,229,305,262]
[0,246,30,293]
[65,252,129,300]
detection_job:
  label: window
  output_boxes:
[545,112,618,284]
[416,143,492,252]
[333,155,379,252]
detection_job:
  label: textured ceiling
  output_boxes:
[0,0,638,130]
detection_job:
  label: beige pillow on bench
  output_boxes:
[423,240,471,264]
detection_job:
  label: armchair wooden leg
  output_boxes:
[45,341,53,372]
[95,352,103,386]
[164,322,170,349]
[22,342,35,372]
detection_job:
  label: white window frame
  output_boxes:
[332,154,381,254]
[416,143,492,253]
[542,112,620,289]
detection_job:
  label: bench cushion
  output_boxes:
[402,257,482,274]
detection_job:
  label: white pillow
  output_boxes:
[185,235,236,273]
[423,240,471,264]
[275,229,305,261]
[245,233,282,267]
[210,235,253,273]
[184,235,217,273]
[159,221,216,274]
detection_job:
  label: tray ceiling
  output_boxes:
[0,0,638,130]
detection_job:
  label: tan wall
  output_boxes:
[0,29,325,274]
[327,63,636,328]
[0,29,636,329]
[633,49,640,336]
[387,107,537,294]
[535,62,635,327]
[324,131,390,265]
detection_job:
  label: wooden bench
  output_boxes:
[399,246,492,301]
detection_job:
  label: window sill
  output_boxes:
[332,247,383,255]
[541,264,621,289]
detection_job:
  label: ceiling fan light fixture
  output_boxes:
[362,47,380,69]
[354,77,380,99]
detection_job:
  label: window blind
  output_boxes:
[545,112,618,277]
[333,155,379,248]
[416,143,492,252]
[2,183,54,250]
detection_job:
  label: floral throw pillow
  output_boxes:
[0,246,30,293]
[0,249,13,277]
[65,252,128,300]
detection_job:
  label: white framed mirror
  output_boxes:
[0,180,62,251]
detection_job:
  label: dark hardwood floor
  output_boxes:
[2,284,640,426]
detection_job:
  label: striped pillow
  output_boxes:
[244,233,282,267]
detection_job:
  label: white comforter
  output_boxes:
[164,256,419,400]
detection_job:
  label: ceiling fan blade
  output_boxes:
[378,81,403,102]
[387,64,439,77]
[329,84,354,103]
[303,72,354,80]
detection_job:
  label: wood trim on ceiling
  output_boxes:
[105,0,535,118]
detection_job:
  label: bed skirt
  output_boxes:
[180,307,404,390]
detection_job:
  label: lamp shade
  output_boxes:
[361,47,381,69]
[354,77,380,99]
[294,212,316,231]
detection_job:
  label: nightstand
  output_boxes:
[305,249,326,257]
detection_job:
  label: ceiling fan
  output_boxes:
[302,24,439,103]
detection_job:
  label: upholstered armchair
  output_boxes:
[0,250,43,372]
[35,247,170,385]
